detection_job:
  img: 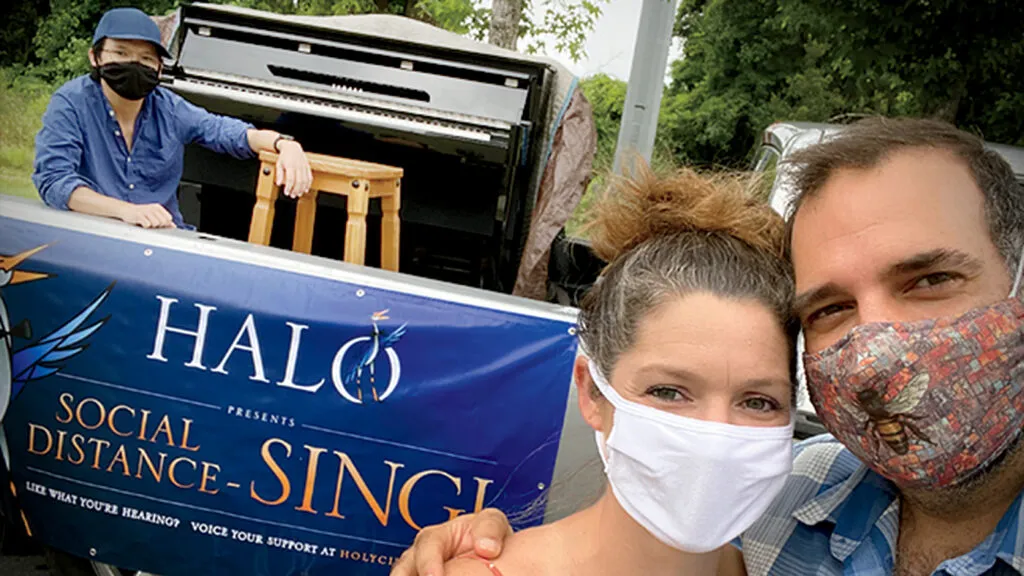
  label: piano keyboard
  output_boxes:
[168,75,506,145]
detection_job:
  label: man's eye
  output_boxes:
[805,302,851,326]
[912,272,958,290]
[742,396,780,412]
[647,387,686,402]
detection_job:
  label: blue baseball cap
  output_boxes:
[92,7,170,59]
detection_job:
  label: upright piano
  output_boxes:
[162,3,560,291]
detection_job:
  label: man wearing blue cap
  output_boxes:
[33,7,313,229]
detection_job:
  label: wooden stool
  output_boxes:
[248,150,403,271]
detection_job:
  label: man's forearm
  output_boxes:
[67,186,132,220]
[247,129,287,153]
[245,128,311,198]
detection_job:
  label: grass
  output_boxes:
[0,169,38,200]
[0,68,52,202]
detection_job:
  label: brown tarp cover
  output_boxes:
[512,89,596,300]
[152,7,596,302]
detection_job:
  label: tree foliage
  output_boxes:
[0,0,50,68]
[663,0,1024,167]
[519,0,604,62]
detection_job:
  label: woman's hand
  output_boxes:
[391,508,514,576]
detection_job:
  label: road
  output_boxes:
[1,554,51,576]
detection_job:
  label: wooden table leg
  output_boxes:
[344,183,370,266]
[248,161,279,245]
[379,178,401,272]
[292,190,319,254]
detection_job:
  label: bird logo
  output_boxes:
[1,244,113,427]
[331,310,407,404]
[1,245,51,425]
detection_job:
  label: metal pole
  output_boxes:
[612,0,679,175]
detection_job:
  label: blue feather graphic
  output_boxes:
[381,322,408,347]
[10,284,113,398]
[342,322,408,387]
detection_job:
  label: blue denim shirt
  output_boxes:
[32,74,255,229]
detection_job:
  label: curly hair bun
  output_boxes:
[583,160,785,263]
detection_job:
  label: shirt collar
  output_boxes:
[793,461,1024,572]
[793,463,900,562]
[992,491,1024,573]
[934,493,1024,575]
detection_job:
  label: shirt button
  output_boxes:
[127,157,132,163]
[115,130,121,136]
[109,111,114,117]
[129,184,135,190]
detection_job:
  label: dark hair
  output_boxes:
[89,38,107,81]
[577,161,799,386]
[783,117,1024,275]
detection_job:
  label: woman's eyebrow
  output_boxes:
[635,365,704,384]
[741,378,792,391]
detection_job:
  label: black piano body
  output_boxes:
[162,3,563,291]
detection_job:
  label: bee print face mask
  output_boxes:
[803,251,1024,489]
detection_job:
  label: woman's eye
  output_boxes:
[742,396,780,412]
[648,387,686,402]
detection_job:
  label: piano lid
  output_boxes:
[168,3,562,127]
[177,3,569,77]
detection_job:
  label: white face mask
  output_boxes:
[588,361,794,553]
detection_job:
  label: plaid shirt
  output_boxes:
[737,434,1024,576]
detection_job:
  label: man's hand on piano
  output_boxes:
[275,140,313,199]
[119,203,175,229]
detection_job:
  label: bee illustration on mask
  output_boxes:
[850,373,933,455]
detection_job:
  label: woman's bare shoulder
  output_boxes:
[442,526,554,576]
[443,557,503,576]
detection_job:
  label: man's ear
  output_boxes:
[88,48,98,68]
[574,355,606,433]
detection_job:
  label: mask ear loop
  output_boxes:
[1012,245,1024,298]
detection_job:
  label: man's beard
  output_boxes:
[903,431,1024,517]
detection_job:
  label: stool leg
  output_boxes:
[344,184,370,266]
[380,179,401,272]
[249,162,279,245]
[292,190,319,254]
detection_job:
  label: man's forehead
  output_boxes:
[105,38,159,54]
[789,147,994,286]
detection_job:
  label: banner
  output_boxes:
[0,214,578,575]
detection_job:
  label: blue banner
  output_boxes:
[0,215,577,575]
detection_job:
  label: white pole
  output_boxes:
[612,0,679,174]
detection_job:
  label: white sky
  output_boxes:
[522,0,684,83]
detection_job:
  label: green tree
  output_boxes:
[0,0,50,68]
[520,0,604,63]
[664,0,1024,167]
[30,0,179,81]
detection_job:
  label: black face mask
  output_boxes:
[94,61,160,101]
